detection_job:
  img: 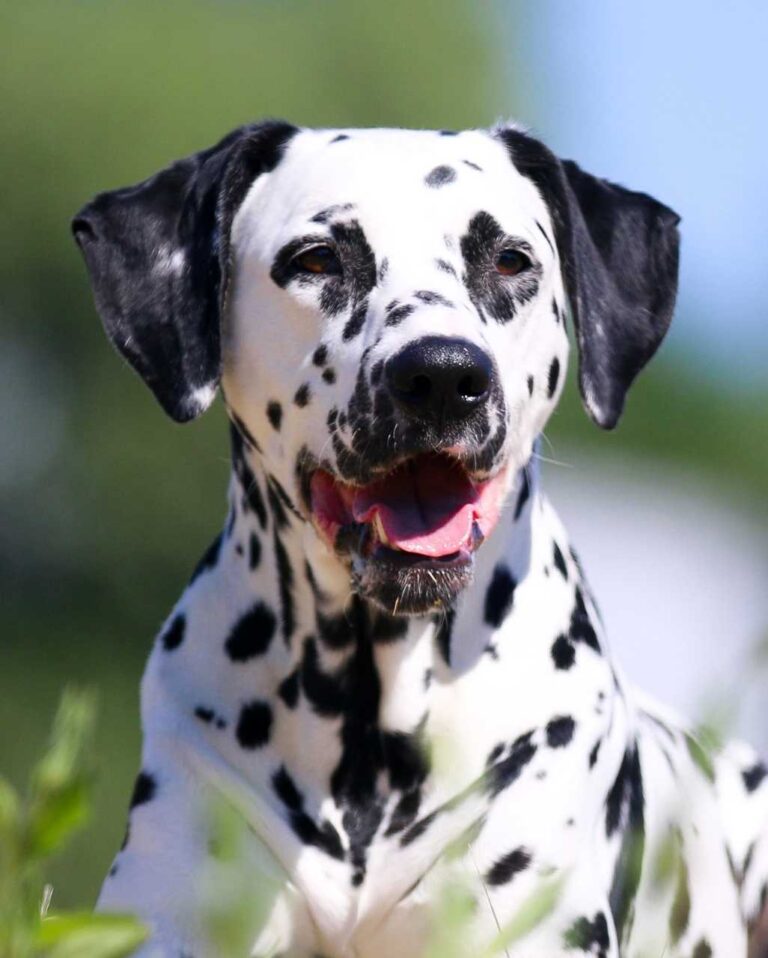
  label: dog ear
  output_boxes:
[498,128,681,429]
[72,120,298,422]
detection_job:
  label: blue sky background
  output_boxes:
[503,2,768,386]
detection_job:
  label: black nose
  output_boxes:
[385,336,493,422]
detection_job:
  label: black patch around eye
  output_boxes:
[161,613,185,651]
[330,219,377,302]
[425,165,457,187]
[236,700,273,749]
[322,367,336,384]
[267,400,282,431]
[462,159,482,172]
[460,211,540,324]
[547,357,560,399]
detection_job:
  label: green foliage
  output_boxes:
[0,690,146,958]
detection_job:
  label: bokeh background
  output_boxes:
[1,0,766,910]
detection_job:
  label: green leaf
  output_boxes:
[36,912,147,958]
[480,875,566,957]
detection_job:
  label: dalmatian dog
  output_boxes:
[73,121,768,957]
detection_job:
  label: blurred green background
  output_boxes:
[1,0,765,910]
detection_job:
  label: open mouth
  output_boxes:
[309,452,508,593]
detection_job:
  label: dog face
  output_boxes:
[73,121,680,614]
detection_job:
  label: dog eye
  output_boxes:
[294,245,341,276]
[496,249,531,277]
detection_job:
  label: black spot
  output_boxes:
[426,165,457,187]
[273,766,304,812]
[606,747,644,837]
[435,258,456,276]
[189,534,222,584]
[692,940,713,958]
[414,289,454,307]
[385,789,421,837]
[290,812,345,859]
[330,133,349,143]
[310,203,355,224]
[161,613,185,651]
[273,530,295,643]
[669,849,691,945]
[322,367,336,384]
[385,303,415,327]
[484,564,516,627]
[534,219,555,254]
[514,468,530,520]
[294,383,311,408]
[547,357,560,399]
[569,587,600,652]
[378,257,389,282]
[266,400,282,431]
[439,129,458,136]
[485,846,531,886]
[487,731,537,796]
[277,669,300,709]
[382,728,429,792]
[462,159,482,171]
[589,740,601,768]
[302,637,345,716]
[743,761,767,792]
[486,743,505,767]
[526,374,534,397]
[231,424,268,529]
[312,344,328,366]
[194,706,214,723]
[551,634,575,670]
[129,771,156,809]
[236,700,273,749]
[607,748,645,942]
[546,715,575,748]
[343,301,368,341]
[563,912,609,954]
[249,533,261,570]
[224,602,276,661]
[435,608,455,666]
[553,542,568,580]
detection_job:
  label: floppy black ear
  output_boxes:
[72,120,297,422]
[498,128,681,429]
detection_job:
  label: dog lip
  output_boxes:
[308,452,507,560]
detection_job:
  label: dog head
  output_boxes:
[73,121,680,614]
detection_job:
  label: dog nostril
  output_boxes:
[409,374,432,402]
[457,373,487,400]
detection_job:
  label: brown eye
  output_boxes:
[294,245,341,276]
[496,249,531,277]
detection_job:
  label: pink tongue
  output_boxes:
[352,457,479,557]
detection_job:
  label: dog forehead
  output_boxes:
[233,127,552,257]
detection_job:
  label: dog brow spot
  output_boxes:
[160,613,185,651]
[435,258,456,276]
[547,357,560,399]
[294,383,311,408]
[425,165,457,187]
[414,290,454,308]
[386,303,416,327]
[267,400,283,431]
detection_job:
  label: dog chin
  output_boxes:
[352,543,476,615]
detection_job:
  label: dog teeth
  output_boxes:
[372,513,392,547]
